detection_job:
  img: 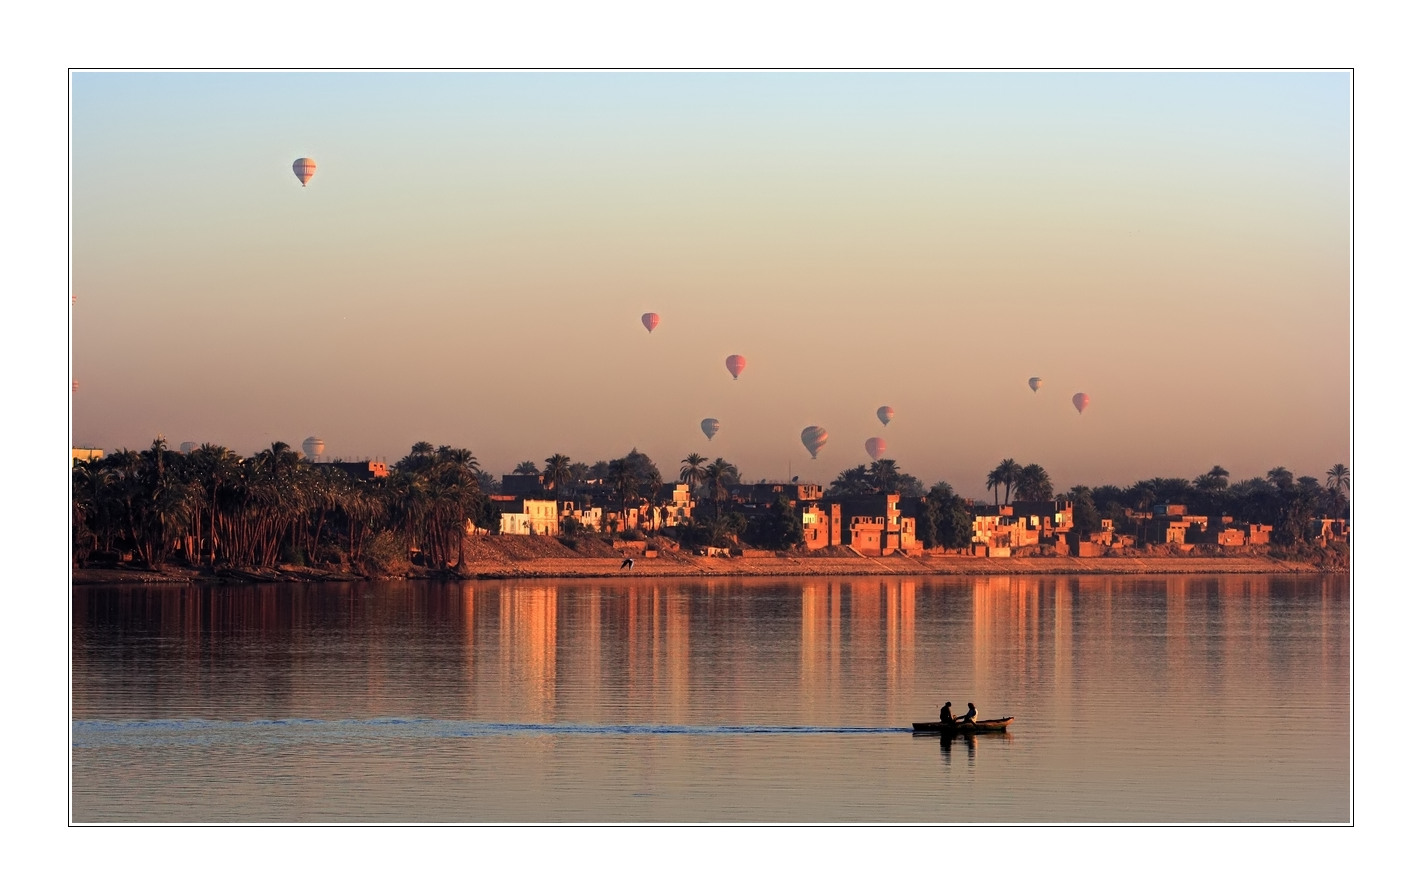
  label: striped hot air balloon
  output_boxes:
[292,157,317,187]
[800,426,828,459]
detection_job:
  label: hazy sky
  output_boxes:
[70,71,1350,497]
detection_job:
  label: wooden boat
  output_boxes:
[911,717,1014,734]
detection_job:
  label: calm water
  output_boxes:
[71,574,1350,823]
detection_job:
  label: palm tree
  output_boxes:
[607,458,639,527]
[869,458,901,493]
[828,465,873,499]
[680,453,708,491]
[513,460,540,475]
[1014,464,1054,502]
[1326,463,1349,493]
[1267,466,1295,491]
[703,457,739,519]
[990,458,1022,504]
[985,468,1003,505]
[1194,465,1230,492]
[543,453,573,500]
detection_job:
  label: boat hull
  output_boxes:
[911,717,1014,734]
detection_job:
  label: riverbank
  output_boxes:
[71,541,1340,585]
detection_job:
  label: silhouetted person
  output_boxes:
[939,701,955,725]
[960,702,978,724]
[620,557,634,570]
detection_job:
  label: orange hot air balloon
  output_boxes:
[641,312,660,333]
[1073,392,1090,414]
[800,426,828,459]
[1029,377,1043,392]
[725,355,747,380]
[72,380,79,394]
[876,405,894,426]
[865,437,887,461]
[292,157,317,187]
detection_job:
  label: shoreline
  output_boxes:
[70,552,1341,586]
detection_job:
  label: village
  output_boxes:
[430,465,1351,560]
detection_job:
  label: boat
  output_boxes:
[911,717,1014,734]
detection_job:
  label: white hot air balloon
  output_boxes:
[700,418,720,441]
[302,436,326,461]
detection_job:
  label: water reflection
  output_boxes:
[73,575,1350,728]
[73,574,1350,823]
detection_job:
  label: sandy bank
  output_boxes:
[71,551,1336,586]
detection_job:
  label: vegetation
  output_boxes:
[72,436,1349,573]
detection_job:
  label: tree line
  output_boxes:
[72,438,1349,571]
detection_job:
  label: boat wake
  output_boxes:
[72,718,906,747]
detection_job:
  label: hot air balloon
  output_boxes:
[292,157,317,187]
[725,355,747,380]
[1029,377,1043,392]
[641,312,660,333]
[71,380,79,394]
[865,437,887,461]
[876,405,894,426]
[1072,392,1090,414]
[700,418,720,441]
[800,426,828,459]
[302,436,326,460]
[180,441,198,454]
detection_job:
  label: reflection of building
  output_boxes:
[499,584,558,720]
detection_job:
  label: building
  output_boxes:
[838,493,917,556]
[501,474,547,497]
[72,447,104,463]
[331,460,389,479]
[652,483,696,528]
[800,502,841,550]
[493,496,559,535]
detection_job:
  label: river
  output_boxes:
[71,574,1350,823]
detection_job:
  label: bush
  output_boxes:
[363,530,412,576]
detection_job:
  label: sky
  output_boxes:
[70,71,1350,498]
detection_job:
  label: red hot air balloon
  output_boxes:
[876,405,894,426]
[292,157,317,187]
[865,437,887,461]
[725,355,747,380]
[641,312,660,333]
[1072,392,1090,414]
[800,426,828,459]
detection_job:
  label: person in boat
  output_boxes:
[939,701,955,725]
[959,702,978,724]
